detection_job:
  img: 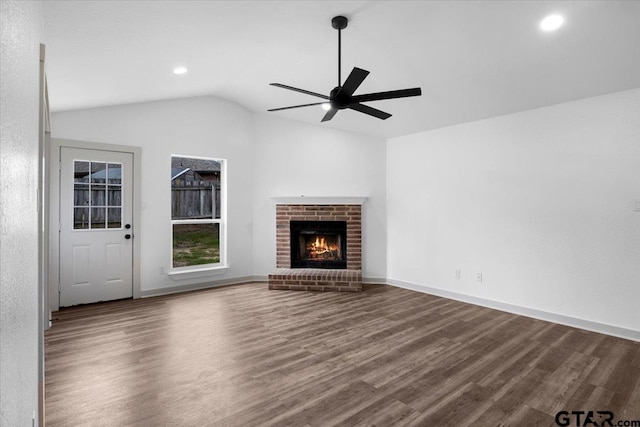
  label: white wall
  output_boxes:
[52,98,387,294]
[387,89,640,336]
[0,0,44,424]
[52,96,255,294]
[51,82,638,338]
[251,114,387,280]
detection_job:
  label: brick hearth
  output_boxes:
[269,204,362,292]
[268,268,362,292]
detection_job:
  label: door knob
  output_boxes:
[125,224,131,229]
[124,234,132,240]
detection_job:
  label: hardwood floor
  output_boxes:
[45,283,640,426]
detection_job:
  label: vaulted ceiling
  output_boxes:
[43,1,640,138]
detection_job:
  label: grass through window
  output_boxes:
[172,223,220,267]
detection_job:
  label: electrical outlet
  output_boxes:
[455,269,461,279]
[476,273,483,283]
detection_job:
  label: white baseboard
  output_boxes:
[140,275,258,298]
[386,278,640,343]
[362,276,387,284]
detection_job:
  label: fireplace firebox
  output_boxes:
[290,220,347,269]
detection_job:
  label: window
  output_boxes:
[170,155,225,269]
[73,160,122,229]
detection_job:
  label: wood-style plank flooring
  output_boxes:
[45,283,640,426]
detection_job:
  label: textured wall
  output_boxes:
[387,89,640,334]
[0,0,44,425]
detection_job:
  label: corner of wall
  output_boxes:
[0,0,45,424]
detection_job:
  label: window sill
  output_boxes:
[168,265,229,281]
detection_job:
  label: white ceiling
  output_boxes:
[43,0,640,139]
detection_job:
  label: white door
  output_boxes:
[59,147,133,306]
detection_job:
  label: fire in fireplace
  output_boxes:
[304,235,341,260]
[290,220,347,269]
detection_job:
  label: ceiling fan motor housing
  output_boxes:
[330,86,350,109]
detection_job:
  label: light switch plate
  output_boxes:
[635,200,640,212]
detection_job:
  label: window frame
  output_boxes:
[169,154,227,273]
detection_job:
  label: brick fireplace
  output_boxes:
[268,201,362,292]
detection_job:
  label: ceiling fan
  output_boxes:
[268,15,422,122]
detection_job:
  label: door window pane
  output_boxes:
[91,207,106,228]
[74,184,90,206]
[108,186,121,206]
[172,223,220,267]
[74,208,89,229]
[91,162,107,183]
[73,160,123,230]
[74,161,90,182]
[107,163,122,184]
[91,186,106,207]
[107,208,121,228]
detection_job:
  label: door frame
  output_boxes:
[49,138,142,312]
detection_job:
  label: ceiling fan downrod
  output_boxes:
[267,14,421,122]
[332,16,348,87]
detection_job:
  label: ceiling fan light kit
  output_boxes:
[268,15,422,122]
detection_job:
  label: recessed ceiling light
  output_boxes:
[540,14,564,32]
[173,66,188,75]
[321,103,331,111]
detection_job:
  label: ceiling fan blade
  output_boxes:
[351,87,422,103]
[348,103,392,120]
[321,108,339,122]
[270,83,329,100]
[268,102,327,112]
[340,67,370,96]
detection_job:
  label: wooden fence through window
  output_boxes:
[171,181,221,220]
